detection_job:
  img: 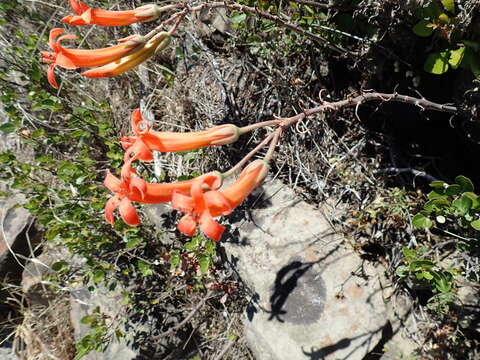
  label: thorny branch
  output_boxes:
[227,92,458,168]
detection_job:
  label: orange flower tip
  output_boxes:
[243,159,269,186]
[105,196,120,225]
[129,178,147,200]
[209,124,240,146]
[178,214,197,237]
[119,198,140,226]
[47,64,59,89]
[172,191,195,213]
[104,171,123,193]
[199,212,225,242]
[69,0,90,15]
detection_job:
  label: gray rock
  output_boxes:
[223,180,388,360]
[70,286,138,360]
[0,348,18,360]
[0,196,32,279]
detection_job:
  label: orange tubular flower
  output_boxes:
[103,170,223,226]
[81,32,170,78]
[62,0,163,26]
[41,28,143,88]
[172,160,269,241]
[121,109,240,159]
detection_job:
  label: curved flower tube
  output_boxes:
[62,0,163,26]
[41,28,143,88]
[103,170,223,226]
[121,109,240,158]
[172,160,269,241]
[82,33,170,78]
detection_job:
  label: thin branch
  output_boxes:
[280,91,458,127]
[153,290,215,339]
[374,167,440,183]
[222,131,276,178]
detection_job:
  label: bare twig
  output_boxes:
[280,91,458,127]
[154,290,216,339]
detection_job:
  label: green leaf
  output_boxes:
[80,314,97,325]
[455,175,474,192]
[423,271,434,280]
[464,192,480,209]
[412,213,433,229]
[440,0,455,13]
[52,260,69,272]
[396,265,408,277]
[410,260,435,271]
[424,199,450,213]
[413,20,434,37]
[428,190,447,200]
[137,260,153,276]
[125,238,139,249]
[402,247,416,260]
[169,251,180,269]
[448,47,465,69]
[0,122,17,134]
[463,40,480,53]
[445,184,461,196]
[466,49,480,78]
[230,13,246,24]
[198,255,210,274]
[424,51,450,74]
[429,180,446,189]
[452,194,472,215]
[470,219,480,230]
[93,269,105,284]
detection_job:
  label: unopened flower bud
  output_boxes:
[134,4,164,22]
[208,124,240,146]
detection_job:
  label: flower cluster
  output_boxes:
[43,2,273,242]
[105,109,269,242]
[42,1,170,88]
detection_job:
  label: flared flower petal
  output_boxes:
[47,63,59,88]
[123,138,153,163]
[171,191,196,213]
[199,211,225,242]
[104,195,121,225]
[104,170,125,193]
[120,136,136,150]
[118,198,140,226]
[129,177,147,200]
[204,191,233,217]
[177,214,197,237]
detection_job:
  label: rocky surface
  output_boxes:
[223,180,390,360]
[0,196,32,279]
[70,286,139,360]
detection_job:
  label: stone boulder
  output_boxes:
[0,196,32,280]
[223,180,389,360]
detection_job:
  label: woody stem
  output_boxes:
[264,127,282,163]
[239,119,282,134]
[222,131,276,178]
